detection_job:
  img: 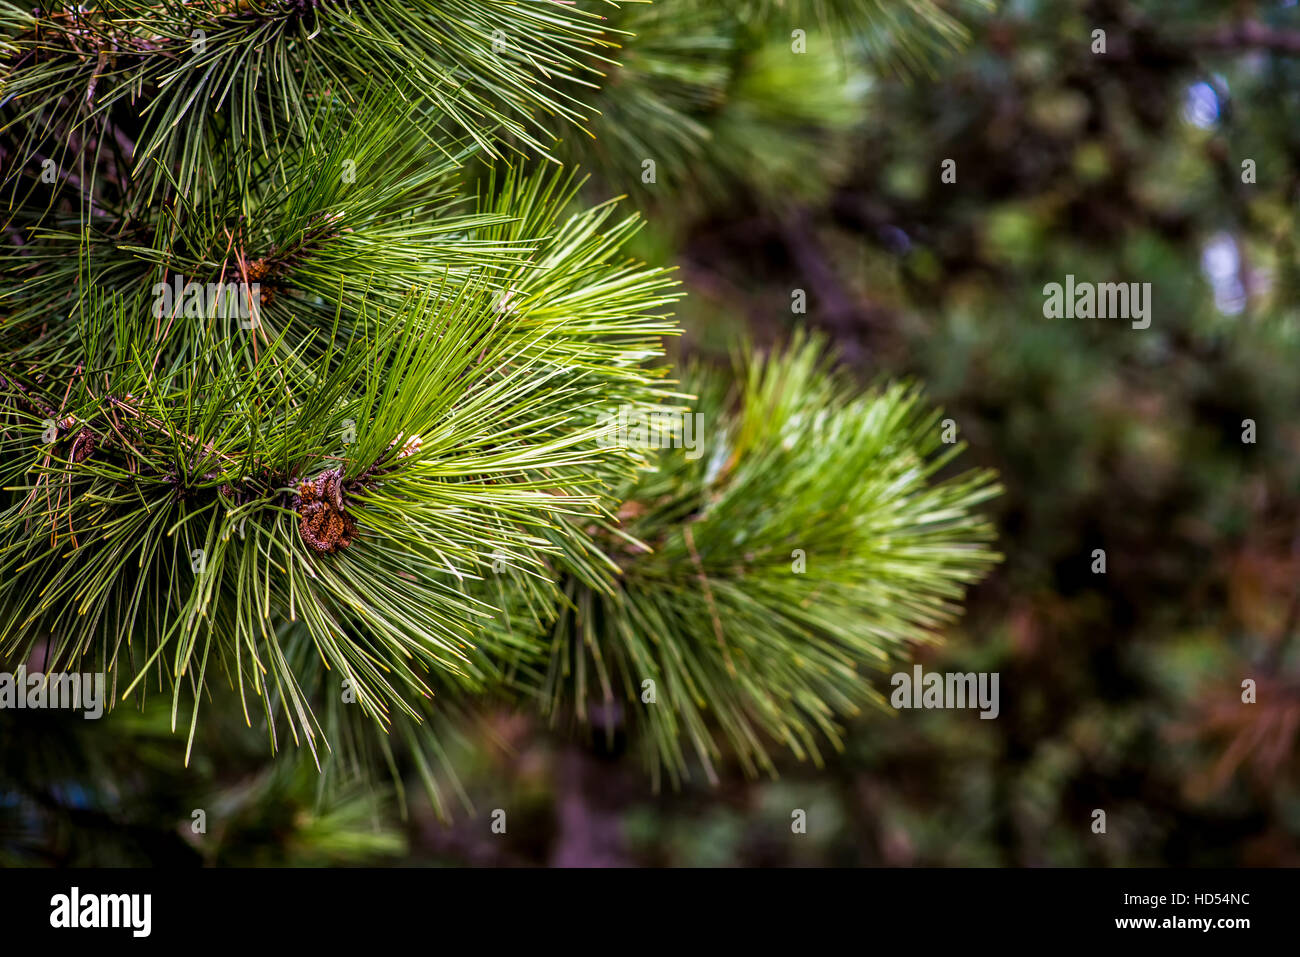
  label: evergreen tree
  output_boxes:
[0,0,997,851]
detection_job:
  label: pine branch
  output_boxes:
[529,334,1002,786]
[1,0,616,206]
[0,0,1002,803]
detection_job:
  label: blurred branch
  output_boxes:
[777,208,877,365]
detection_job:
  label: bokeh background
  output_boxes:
[4,0,1300,866]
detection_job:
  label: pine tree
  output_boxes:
[0,0,998,839]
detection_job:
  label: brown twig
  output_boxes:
[683,522,736,678]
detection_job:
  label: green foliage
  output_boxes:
[0,0,1003,860]
[0,45,684,764]
[534,335,1000,786]
[0,0,612,205]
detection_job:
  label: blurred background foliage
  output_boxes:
[5,0,1300,866]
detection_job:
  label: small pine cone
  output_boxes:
[294,468,355,553]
